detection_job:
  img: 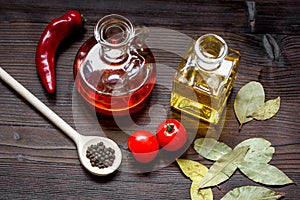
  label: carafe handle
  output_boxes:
[132,26,149,49]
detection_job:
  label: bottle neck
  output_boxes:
[194,34,228,71]
[94,14,134,64]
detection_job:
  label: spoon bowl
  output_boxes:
[78,135,122,176]
[0,67,122,176]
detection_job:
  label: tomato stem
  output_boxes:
[166,124,174,133]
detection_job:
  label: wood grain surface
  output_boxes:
[0,0,299,199]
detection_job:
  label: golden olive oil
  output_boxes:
[170,34,240,124]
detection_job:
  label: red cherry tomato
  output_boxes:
[128,130,159,163]
[156,119,187,151]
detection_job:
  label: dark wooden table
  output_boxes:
[0,0,299,199]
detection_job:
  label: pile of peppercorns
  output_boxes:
[86,142,116,169]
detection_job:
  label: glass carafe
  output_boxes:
[170,34,240,124]
[73,14,156,116]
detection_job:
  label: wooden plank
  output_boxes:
[0,0,299,199]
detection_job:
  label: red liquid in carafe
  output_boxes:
[73,37,156,116]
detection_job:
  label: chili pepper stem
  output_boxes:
[81,14,87,24]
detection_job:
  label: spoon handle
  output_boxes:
[0,67,80,143]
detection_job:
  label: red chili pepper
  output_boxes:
[35,10,84,94]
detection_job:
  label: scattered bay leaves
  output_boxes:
[221,186,284,200]
[235,138,275,163]
[190,176,213,200]
[194,138,232,161]
[199,146,249,188]
[234,81,265,129]
[251,96,280,120]
[176,159,208,181]
[237,161,294,185]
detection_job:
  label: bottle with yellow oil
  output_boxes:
[170,34,240,124]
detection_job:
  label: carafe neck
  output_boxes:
[94,14,134,64]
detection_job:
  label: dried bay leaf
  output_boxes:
[176,159,208,181]
[221,186,283,200]
[176,159,213,200]
[194,138,232,161]
[251,96,280,120]
[235,138,275,163]
[237,161,294,185]
[199,146,249,188]
[190,176,213,200]
[234,81,265,129]
[263,34,281,60]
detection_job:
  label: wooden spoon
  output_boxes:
[0,67,122,176]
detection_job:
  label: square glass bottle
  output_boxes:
[170,34,240,124]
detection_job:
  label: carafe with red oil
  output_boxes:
[73,14,156,116]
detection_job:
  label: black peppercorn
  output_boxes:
[86,142,116,169]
